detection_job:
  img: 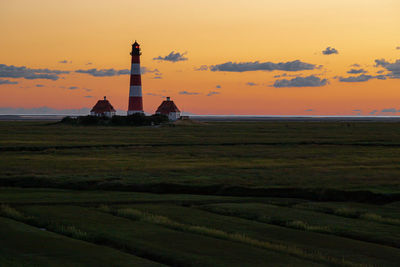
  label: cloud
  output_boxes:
[0,106,91,115]
[0,64,69,80]
[58,60,71,64]
[339,74,375,82]
[35,84,44,87]
[179,91,200,95]
[210,60,316,72]
[216,85,221,89]
[75,68,129,77]
[381,108,397,113]
[396,47,400,50]
[207,91,220,96]
[322,47,339,55]
[305,109,313,112]
[347,68,367,74]
[140,67,163,79]
[375,75,387,80]
[273,75,328,88]
[375,59,390,67]
[195,65,208,71]
[246,82,258,86]
[140,67,159,74]
[68,86,79,90]
[353,109,361,112]
[86,62,93,65]
[153,51,188,62]
[84,95,92,98]
[351,64,361,67]
[370,110,378,115]
[0,79,18,85]
[375,59,400,79]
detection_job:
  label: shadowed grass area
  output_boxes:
[198,203,400,248]
[2,121,400,266]
[11,205,322,267]
[111,203,400,267]
[1,121,400,194]
[0,215,164,266]
[98,205,373,267]
[294,202,400,226]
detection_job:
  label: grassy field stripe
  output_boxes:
[98,205,370,267]
[198,205,400,249]
[0,205,171,266]
[293,204,400,226]
[0,182,397,204]
[3,140,400,152]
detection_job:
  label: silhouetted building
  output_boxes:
[90,96,116,117]
[156,97,181,121]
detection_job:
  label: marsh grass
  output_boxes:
[98,205,369,267]
[0,204,32,222]
[296,203,400,226]
[0,204,91,243]
[361,213,400,226]
[56,225,90,240]
[286,220,332,233]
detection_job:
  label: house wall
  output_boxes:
[90,111,115,118]
[169,112,180,121]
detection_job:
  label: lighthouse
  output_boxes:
[127,41,144,115]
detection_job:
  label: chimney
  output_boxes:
[166,97,170,101]
[104,96,106,100]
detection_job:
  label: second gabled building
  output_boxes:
[156,97,181,121]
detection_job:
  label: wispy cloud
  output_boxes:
[0,64,69,80]
[194,65,208,71]
[153,51,188,62]
[246,82,258,86]
[322,47,339,55]
[338,74,386,82]
[210,60,316,72]
[381,108,397,113]
[0,79,18,85]
[58,60,71,64]
[75,68,129,77]
[68,86,79,90]
[179,91,200,95]
[273,75,328,88]
[207,91,220,96]
[374,58,400,79]
[347,68,367,74]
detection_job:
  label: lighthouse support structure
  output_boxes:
[128,41,144,115]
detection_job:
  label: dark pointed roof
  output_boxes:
[156,97,180,114]
[90,96,116,113]
[133,41,140,46]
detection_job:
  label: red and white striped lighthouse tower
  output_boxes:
[127,41,144,115]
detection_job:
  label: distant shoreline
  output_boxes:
[2,114,400,122]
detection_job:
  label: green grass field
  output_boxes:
[1,121,400,266]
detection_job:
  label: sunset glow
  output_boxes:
[1,0,399,115]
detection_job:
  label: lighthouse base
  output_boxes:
[127,110,144,115]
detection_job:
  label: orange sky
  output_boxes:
[1,0,399,115]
